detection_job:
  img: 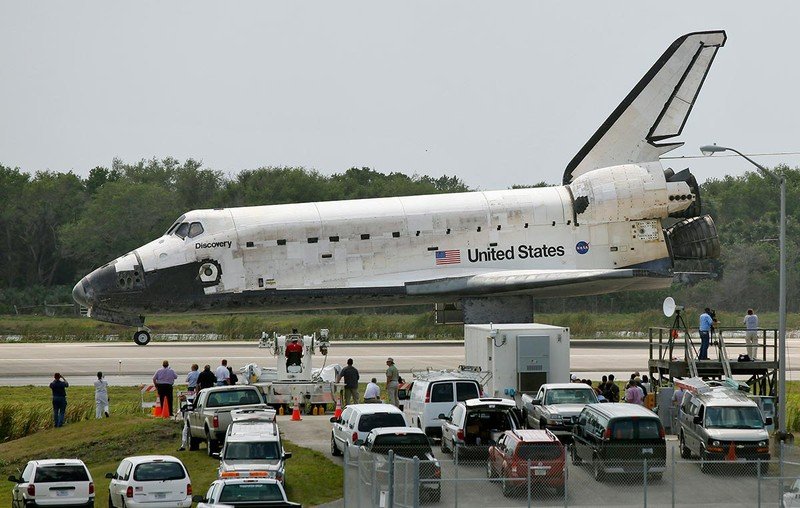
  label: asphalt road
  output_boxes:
[2,339,800,386]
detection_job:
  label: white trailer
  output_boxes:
[464,323,570,397]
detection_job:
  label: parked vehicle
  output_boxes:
[194,478,299,507]
[677,384,771,473]
[330,403,407,456]
[487,429,566,497]
[106,455,192,508]
[520,383,598,440]
[571,403,666,481]
[187,385,269,454]
[783,478,800,508]
[218,408,291,484]
[439,397,520,452]
[361,427,441,503]
[401,370,482,437]
[9,459,95,508]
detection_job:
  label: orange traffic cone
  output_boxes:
[334,398,343,419]
[725,441,736,461]
[152,396,162,417]
[291,399,302,421]
[161,397,171,419]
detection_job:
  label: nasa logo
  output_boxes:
[576,241,590,255]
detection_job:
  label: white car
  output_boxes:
[784,479,800,507]
[194,478,299,507]
[330,403,408,456]
[106,455,192,507]
[9,459,95,508]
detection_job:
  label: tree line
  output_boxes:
[0,158,796,314]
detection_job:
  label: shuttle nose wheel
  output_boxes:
[133,329,151,346]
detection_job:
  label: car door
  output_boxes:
[110,461,131,507]
[573,410,592,461]
[490,435,507,474]
[441,405,456,444]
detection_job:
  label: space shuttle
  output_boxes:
[73,31,726,345]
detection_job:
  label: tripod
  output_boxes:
[667,309,700,378]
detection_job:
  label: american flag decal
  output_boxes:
[435,249,461,265]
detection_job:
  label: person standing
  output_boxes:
[215,359,231,386]
[625,380,644,405]
[153,360,178,416]
[49,373,69,428]
[364,378,381,403]
[336,358,360,407]
[597,375,608,396]
[227,366,238,385]
[94,371,109,418]
[671,385,686,431]
[186,364,200,392]
[698,308,714,360]
[385,357,400,407]
[744,309,760,359]
[197,364,216,393]
[604,374,620,402]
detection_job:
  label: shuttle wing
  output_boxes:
[406,268,669,298]
[563,30,727,184]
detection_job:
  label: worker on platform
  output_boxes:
[286,337,304,368]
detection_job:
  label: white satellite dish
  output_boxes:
[663,297,676,317]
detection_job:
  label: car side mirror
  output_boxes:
[105,473,114,479]
[330,417,339,423]
[192,495,206,503]
[765,417,773,426]
[283,452,292,460]
[398,389,408,400]
[7,475,19,483]
[211,452,220,459]
[693,416,702,424]
[532,399,542,406]
[437,413,448,420]
[354,439,364,446]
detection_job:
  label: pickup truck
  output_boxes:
[520,383,598,440]
[187,385,269,455]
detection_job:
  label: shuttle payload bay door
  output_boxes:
[518,335,550,394]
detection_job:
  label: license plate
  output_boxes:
[642,448,653,454]
[154,493,167,499]
[55,490,70,497]
[534,470,547,476]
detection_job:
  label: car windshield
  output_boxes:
[516,443,564,460]
[224,442,281,460]
[133,462,186,481]
[371,434,432,458]
[544,389,598,405]
[207,389,262,408]
[705,406,765,429]
[219,483,284,502]
[34,465,89,482]
[358,413,406,432]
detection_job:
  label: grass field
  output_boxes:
[0,416,343,507]
[3,310,798,342]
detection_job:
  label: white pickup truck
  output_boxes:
[520,383,598,440]
[187,385,269,455]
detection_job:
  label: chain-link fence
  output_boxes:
[344,440,800,507]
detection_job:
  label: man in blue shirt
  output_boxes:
[698,308,714,360]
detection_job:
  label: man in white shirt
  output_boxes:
[215,359,231,386]
[744,309,759,359]
[364,378,381,403]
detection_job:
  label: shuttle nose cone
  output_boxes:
[72,279,90,308]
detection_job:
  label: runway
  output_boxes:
[2,339,799,386]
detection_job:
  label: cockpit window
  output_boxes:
[188,222,204,238]
[174,222,190,239]
[165,215,186,236]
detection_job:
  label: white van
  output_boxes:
[107,455,192,507]
[402,371,483,437]
[218,408,291,484]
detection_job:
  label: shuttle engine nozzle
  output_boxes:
[666,215,720,260]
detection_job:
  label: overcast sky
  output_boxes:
[2,1,798,190]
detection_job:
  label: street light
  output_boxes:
[700,144,790,441]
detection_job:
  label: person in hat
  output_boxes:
[385,357,400,407]
[286,337,303,368]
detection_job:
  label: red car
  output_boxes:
[487,429,566,497]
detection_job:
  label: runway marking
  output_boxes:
[2,355,464,362]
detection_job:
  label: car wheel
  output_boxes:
[680,432,691,459]
[331,433,342,456]
[699,449,711,474]
[592,456,605,482]
[570,443,582,464]
[501,476,513,497]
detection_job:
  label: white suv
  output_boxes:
[218,409,291,484]
[330,403,408,456]
[9,459,95,508]
[106,455,192,507]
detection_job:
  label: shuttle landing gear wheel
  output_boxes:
[133,329,151,346]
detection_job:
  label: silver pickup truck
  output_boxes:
[187,385,268,455]
[520,383,598,440]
